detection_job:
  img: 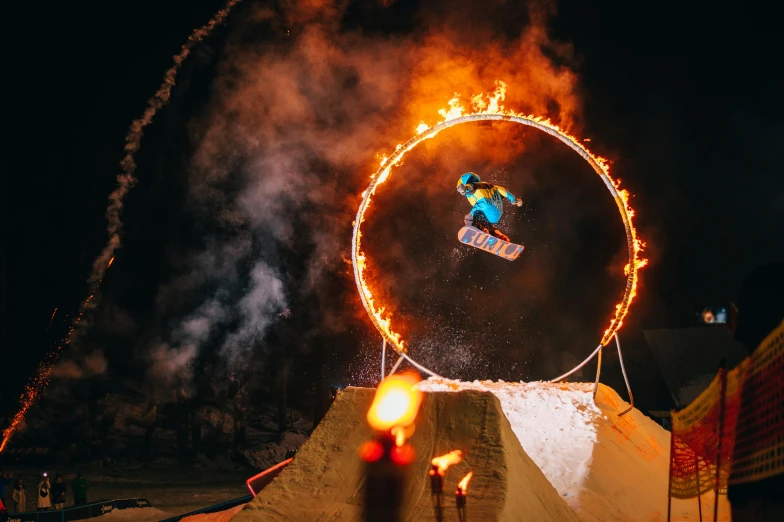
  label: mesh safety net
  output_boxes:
[669,320,784,498]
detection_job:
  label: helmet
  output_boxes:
[457,173,481,187]
[456,172,480,195]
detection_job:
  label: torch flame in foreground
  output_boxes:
[457,471,473,493]
[431,450,463,476]
[367,373,423,434]
[353,80,646,357]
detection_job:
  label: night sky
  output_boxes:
[2,0,782,420]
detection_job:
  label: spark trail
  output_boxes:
[91,0,243,283]
[0,0,243,454]
[47,307,58,330]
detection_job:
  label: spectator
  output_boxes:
[11,479,26,513]
[51,475,66,510]
[36,474,51,511]
[72,473,88,506]
[0,497,8,522]
[0,472,8,507]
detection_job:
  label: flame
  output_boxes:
[437,95,464,121]
[354,80,646,357]
[430,450,463,476]
[391,426,406,447]
[107,256,115,268]
[367,372,423,433]
[457,471,473,493]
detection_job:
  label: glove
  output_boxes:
[513,198,523,207]
[464,213,473,227]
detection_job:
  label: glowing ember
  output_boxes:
[47,307,58,329]
[0,281,101,453]
[367,373,423,433]
[457,471,473,493]
[431,450,463,476]
[353,81,646,358]
[107,256,115,268]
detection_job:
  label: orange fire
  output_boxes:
[107,256,115,268]
[367,372,423,435]
[430,450,463,476]
[353,81,647,356]
[457,471,473,493]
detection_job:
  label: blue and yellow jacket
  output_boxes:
[457,172,516,224]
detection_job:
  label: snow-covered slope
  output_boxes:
[417,379,731,522]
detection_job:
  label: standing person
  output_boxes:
[0,472,8,508]
[36,474,51,511]
[72,473,88,506]
[51,475,66,510]
[11,479,26,513]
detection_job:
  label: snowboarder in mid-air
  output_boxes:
[456,172,522,242]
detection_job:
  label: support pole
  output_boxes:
[615,333,635,417]
[667,418,675,522]
[713,367,727,522]
[695,452,703,522]
[381,339,387,382]
[389,355,404,376]
[401,352,444,379]
[593,346,603,399]
[550,344,603,383]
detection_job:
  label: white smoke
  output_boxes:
[221,262,287,362]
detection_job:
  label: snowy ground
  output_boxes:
[85,467,250,516]
[2,405,309,518]
[86,506,172,521]
[417,378,731,522]
[1,466,250,518]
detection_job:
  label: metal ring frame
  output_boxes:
[352,113,640,383]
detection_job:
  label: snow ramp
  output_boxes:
[418,379,732,522]
[233,386,581,521]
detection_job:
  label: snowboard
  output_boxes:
[457,226,525,261]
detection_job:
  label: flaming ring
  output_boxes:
[352,113,641,379]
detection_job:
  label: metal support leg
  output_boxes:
[695,452,703,522]
[381,339,386,382]
[615,333,635,417]
[593,346,603,399]
[388,355,405,376]
[550,344,603,383]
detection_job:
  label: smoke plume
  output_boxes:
[150,0,584,387]
[52,0,586,401]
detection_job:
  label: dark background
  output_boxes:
[2,0,782,421]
